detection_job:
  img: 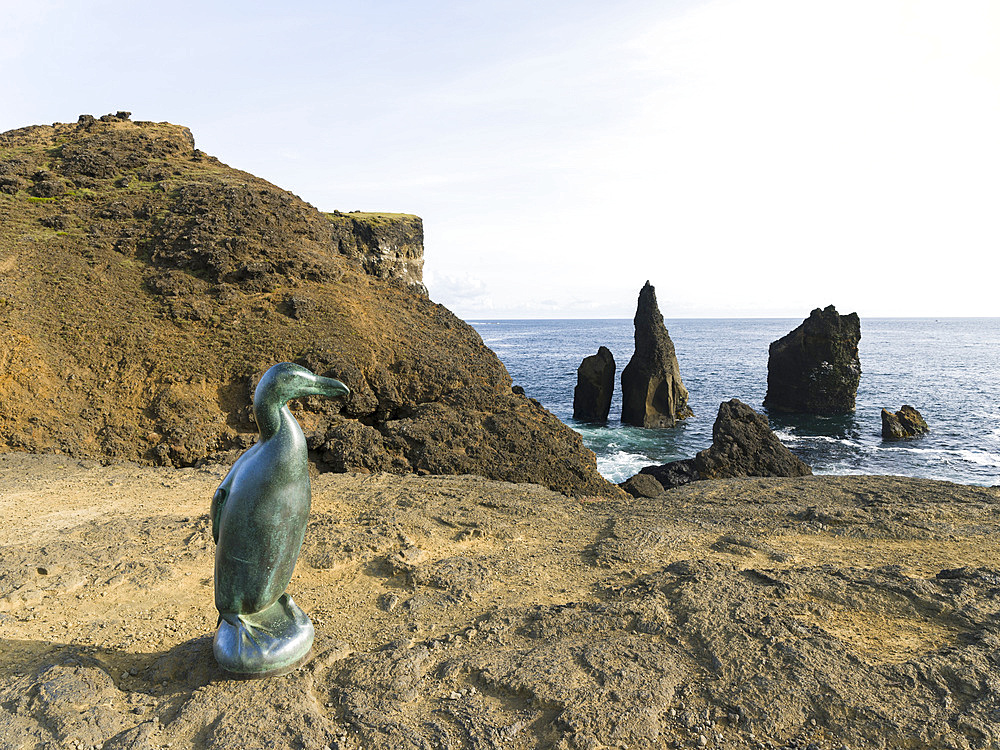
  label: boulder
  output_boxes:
[639,458,700,490]
[694,399,812,479]
[573,346,615,422]
[626,399,811,490]
[619,472,665,498]
[764,305,861,415]
[881,405,929,440]
[620,281,692,427]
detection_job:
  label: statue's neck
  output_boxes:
[255,401,294,442]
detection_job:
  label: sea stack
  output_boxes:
[764,305,861,415]
[881,405,929,440]
[694,399,812,479]
[623,398,812,495]
[620,282,692,428]
[573,346,616,422]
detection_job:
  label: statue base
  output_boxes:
[214,593,314,678]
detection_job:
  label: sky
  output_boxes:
[2,0,998,318]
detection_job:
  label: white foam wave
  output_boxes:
[877,446,949,455]
[873,445,1000,468]
[775,431,862,448]
[956,449,1000,468]
[597,450,654,484]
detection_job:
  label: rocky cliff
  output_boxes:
[0,113,617,497]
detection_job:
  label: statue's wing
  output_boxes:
[210,487,227,544]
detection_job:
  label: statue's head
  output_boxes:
[253,362,350,408]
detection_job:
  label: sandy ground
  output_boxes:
[2,453,1000,750]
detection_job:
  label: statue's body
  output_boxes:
[211,362,349,676]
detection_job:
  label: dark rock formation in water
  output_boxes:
[628,399,811,492]
[881,405,929,440]
[694,399,812,479]
[620,281,692,428]
[573,346,615,422]
[764,305,861,415]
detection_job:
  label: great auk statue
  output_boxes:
[211,362,349,676]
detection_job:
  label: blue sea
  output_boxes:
[469,319,1000,487]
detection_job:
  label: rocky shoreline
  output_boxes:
[2,453,999,749]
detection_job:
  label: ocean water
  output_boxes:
[469,318,1000,487]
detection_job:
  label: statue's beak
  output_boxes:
[311,375,350,399]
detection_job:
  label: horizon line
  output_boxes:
[463,315,1000,322]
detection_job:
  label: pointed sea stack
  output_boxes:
[573,346,616,422]
[764,305,861,415]
[620,281,692,428]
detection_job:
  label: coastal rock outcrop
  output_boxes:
[764,305,861,414]
[620,281,692,427]
[573,346,615,422]
[882,405,929,440]
[619,471,664,498]
[631,399,811,491]
[639,458,700,490]
[695,398,813,479]
[0,115,618,497]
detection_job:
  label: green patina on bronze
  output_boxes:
[211,362,349,676]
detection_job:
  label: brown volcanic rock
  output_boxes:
[573,345,615,422]
[764,305,862,414]
[882,405,930,440]
[620,281,692,427]
[0,115,617,497]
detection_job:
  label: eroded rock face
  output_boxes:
[630,399,811,492]
[882,405,929,440]
[0,115,617,497]
[621,282,692,428]
[573,346,615,422]
[327,211,426,294]
[764,305,861,414]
